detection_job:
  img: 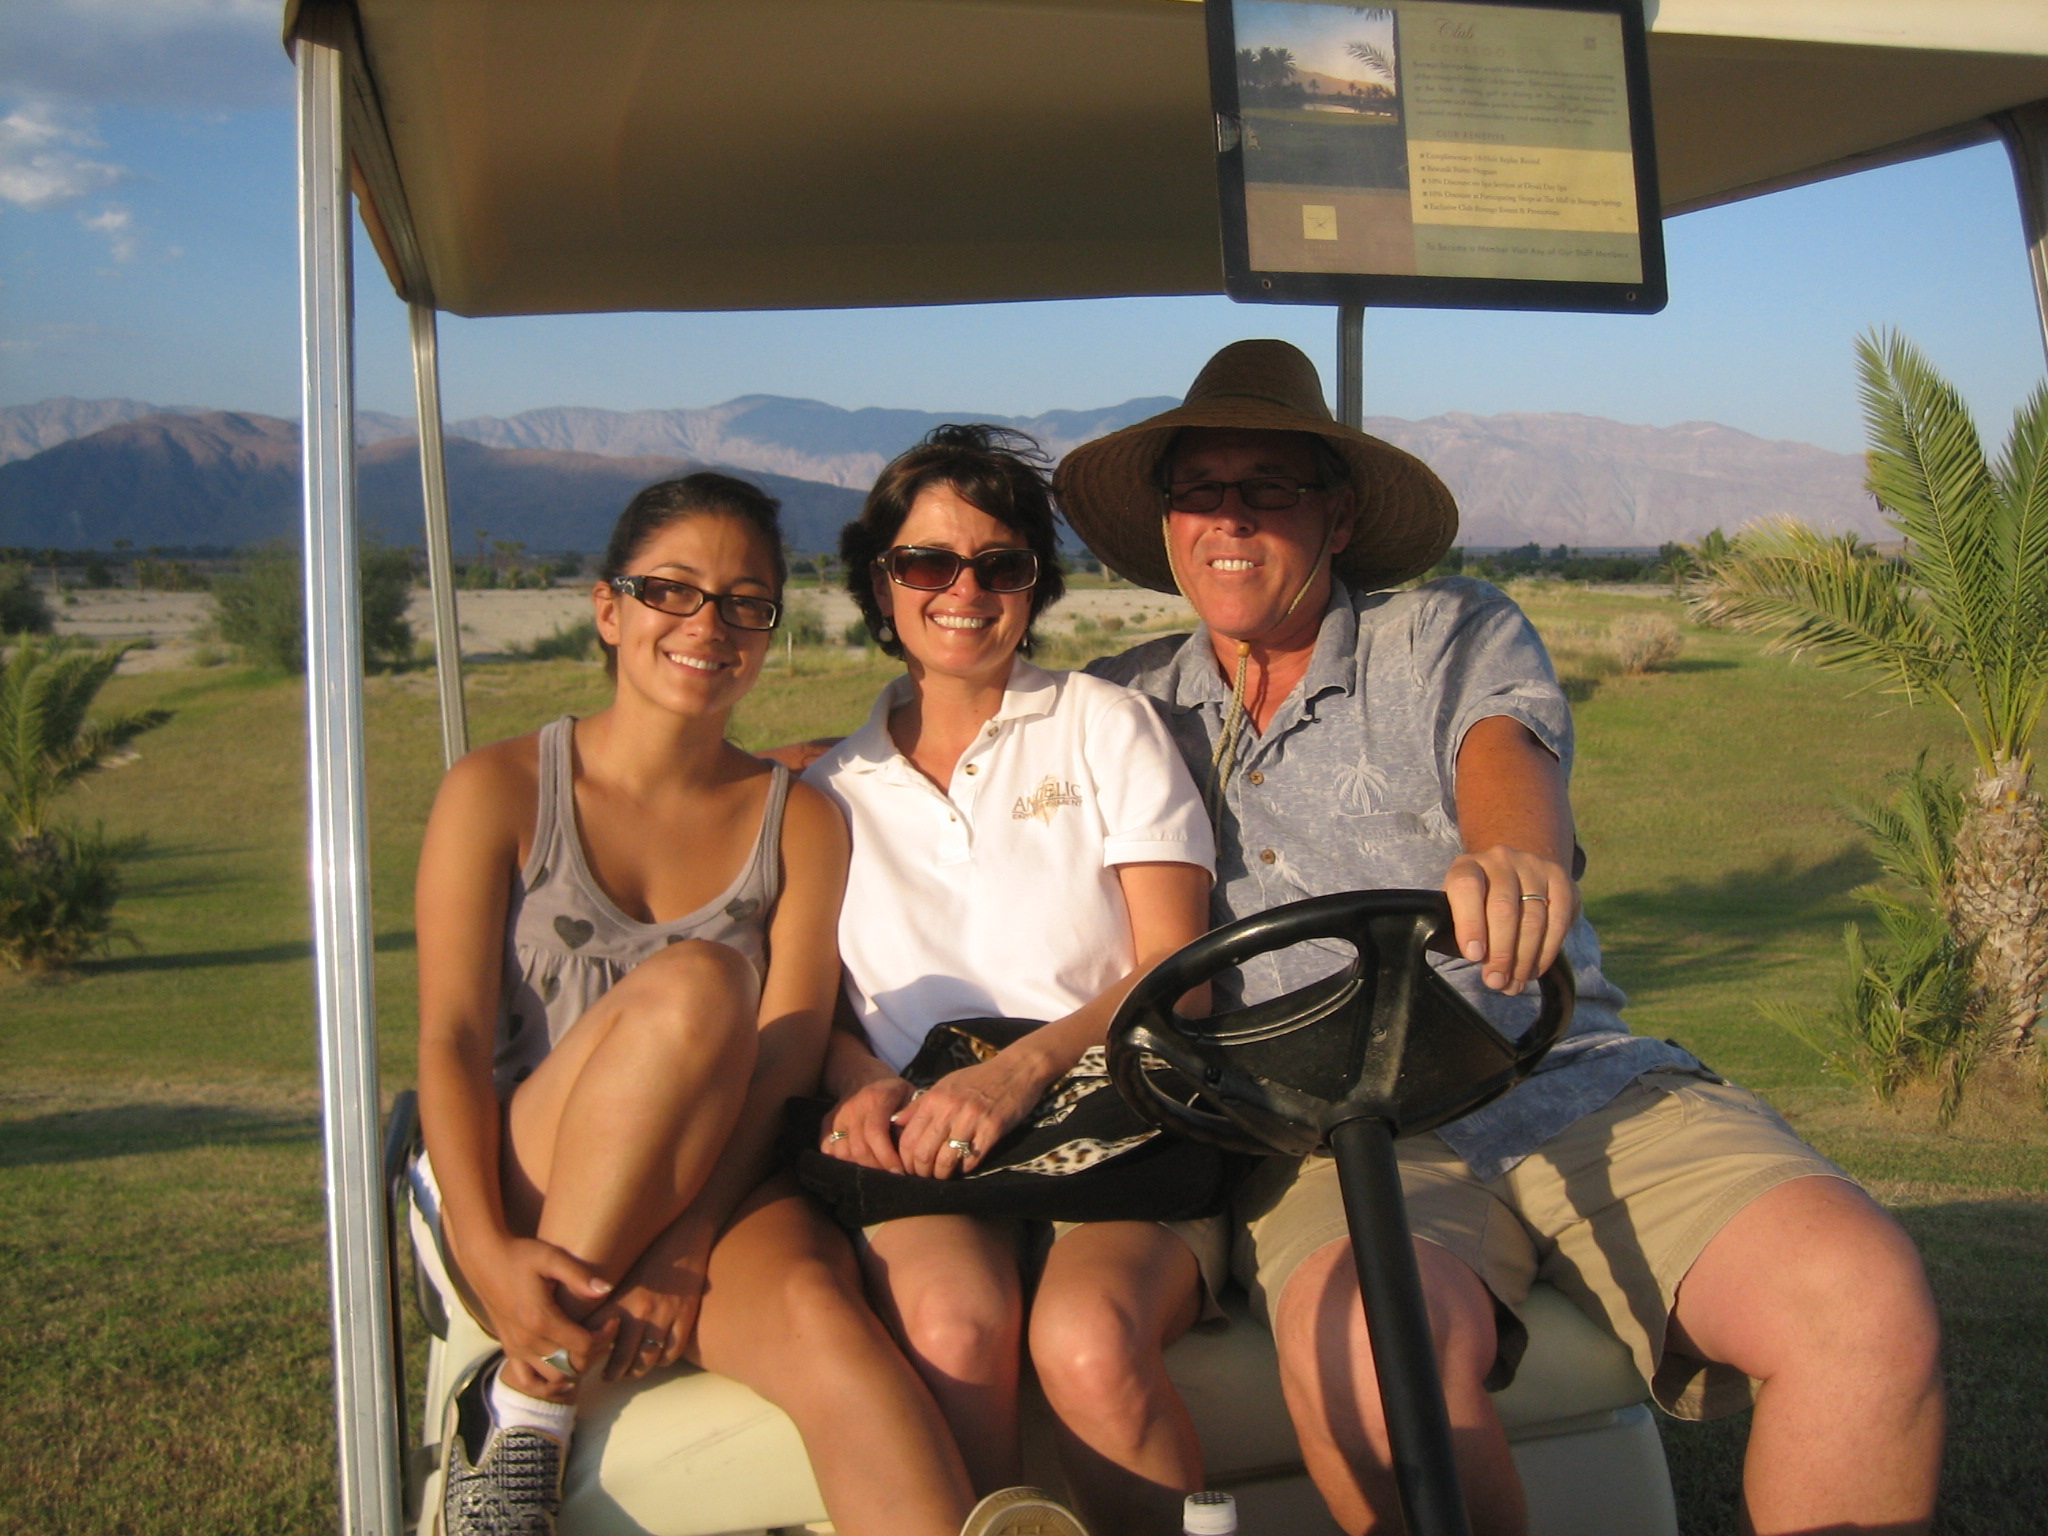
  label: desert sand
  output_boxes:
[52,582,1195,671]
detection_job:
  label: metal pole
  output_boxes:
[297,17,405,1536]
[409,301,469,768]
[1337,303,1366,430]
[1328,1115,1473,1536]
[1992,101,2048,368]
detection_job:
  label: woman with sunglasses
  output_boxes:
[804,427,1220,1535]
[414,473,996,1536]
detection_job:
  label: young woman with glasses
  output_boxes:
[803,427,1222,1536]
[412,473,997,1536]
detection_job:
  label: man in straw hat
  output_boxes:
[1061,340,1942,1535]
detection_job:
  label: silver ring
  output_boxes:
[1519,894,1549,903]
[639,1335,663,1353]
[826,1129,848,1142]
[946,1138,976,1156]
[542,1348,575,1376]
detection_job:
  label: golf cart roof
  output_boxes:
[287,0,2048,320]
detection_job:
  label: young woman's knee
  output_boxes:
[608,939,759,1050]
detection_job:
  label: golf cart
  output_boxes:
[279,2,2048,1532]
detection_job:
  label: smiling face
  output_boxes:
[1162,427,1356,651]
[592,511,780,721]
[873,483,1035,691]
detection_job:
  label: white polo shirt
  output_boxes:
[804,658,1216,1072]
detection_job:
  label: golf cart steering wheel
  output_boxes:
[1108,889,1574,1158]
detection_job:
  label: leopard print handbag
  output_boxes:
[787,1017,1241,1227]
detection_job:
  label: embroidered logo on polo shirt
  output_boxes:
[1013,776,1083,824]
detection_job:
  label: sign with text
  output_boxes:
[1209,0,1665,312]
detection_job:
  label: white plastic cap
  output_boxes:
[1182,1490,1238,1535]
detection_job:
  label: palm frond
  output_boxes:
[1990,378,2048,752]
[1344,40,1396,84]
[1856,331,2005,683]
[1838,754,1964,906]
[1686,516,1950,694]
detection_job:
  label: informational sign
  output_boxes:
[1209,0,1666,312]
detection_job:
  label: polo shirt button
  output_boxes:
[985,726,998,738]
[1248,771,1264,785]
[1259,848,1276,864]
[964,764,978,775]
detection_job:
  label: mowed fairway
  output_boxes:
[3,589,2043,1533]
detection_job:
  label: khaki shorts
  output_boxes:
[1231,1070,1854,1419]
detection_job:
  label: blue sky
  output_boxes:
[2,1,2044,455]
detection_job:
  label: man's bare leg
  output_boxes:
[1270,1236,1526,1536]
[1668,1176,1942,1536]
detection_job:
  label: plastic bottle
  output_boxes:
[1182,1490,1238,1535]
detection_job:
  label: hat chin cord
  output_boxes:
[1161,510,1337,814]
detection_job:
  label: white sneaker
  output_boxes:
[958,1486,1092,1536]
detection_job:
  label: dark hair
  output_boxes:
[598,472,787,675]
[840,424,1066,659]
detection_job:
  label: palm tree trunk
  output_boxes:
[1950,755,2048,1055]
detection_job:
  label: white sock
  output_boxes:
[488,1366,577,1443]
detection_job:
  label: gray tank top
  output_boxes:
[492,716,789,1097]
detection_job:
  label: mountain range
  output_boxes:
[0,394,1886,553]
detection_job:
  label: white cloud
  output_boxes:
[80,203,138,261]
[0,101,127,210]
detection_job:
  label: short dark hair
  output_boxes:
[598,473,787,675]
[840,424,1066,659]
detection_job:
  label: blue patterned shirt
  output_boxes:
[1087,577,1703,1180]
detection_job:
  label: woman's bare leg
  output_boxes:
[1030,1222,1204,1535]
[694,1182,976,1536]
[859,1214,1026,1494]
[498,939,759,1394]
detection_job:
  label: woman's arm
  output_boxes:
[890,860,1212,1179]
[416,743,614,1361]
[1447,713,1580,995]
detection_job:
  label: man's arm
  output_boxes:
[1447,714,1579,995]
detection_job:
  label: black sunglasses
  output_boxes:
[1164,477,1328,515]
[876,545,1040,594]
[610,574,781,632]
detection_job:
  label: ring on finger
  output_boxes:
[639,1335,663,1354]
[542,1348,575,1376]
[946,1137,976,1157]
[1519,893,1548,903]
[825,1129,848,1142]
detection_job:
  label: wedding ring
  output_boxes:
[826,1129,848,1142]
[639,1335,663,1353]
[947,1138,976,1156]
[543,1348,575,1376]
[1519,894,1549,903]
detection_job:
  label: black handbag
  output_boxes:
[788,1017,1239,1227]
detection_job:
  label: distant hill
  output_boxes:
[0,411,863,552]
[443,395,1182,490]
[0,392,1886,551]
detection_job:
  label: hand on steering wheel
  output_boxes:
[1443,845,1578,996]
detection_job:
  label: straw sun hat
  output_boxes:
[1053,339,1459,595]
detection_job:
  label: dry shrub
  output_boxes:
[1605,613,1683,675]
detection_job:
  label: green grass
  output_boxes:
[3,592,2043,1533]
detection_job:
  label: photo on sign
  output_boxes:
[1236,2,1416,274]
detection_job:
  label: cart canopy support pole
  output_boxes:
[409,301,469,769]
[1995,99,2048,367]
[296,13,404,1533]
[1337,304,1366,431]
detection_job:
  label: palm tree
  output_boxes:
[1690,331,2048,1056]
[0,641,170,846]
